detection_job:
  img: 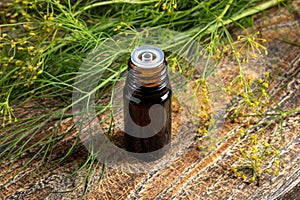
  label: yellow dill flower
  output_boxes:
[27,46,35,52]
[162,3,167,10]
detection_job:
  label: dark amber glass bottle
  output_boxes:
[123,45,172,160]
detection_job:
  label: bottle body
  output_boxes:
[123,85,172,153]
[123,46,171,160]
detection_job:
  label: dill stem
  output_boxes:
[190,0,286,35]
[74,0,160,16]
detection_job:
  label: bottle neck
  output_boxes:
[126,59,170,94]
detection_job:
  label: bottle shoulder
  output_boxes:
[123,86,172,104]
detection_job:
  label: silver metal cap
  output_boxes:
[130,45,164,69]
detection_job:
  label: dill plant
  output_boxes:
[0,0,296,192]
